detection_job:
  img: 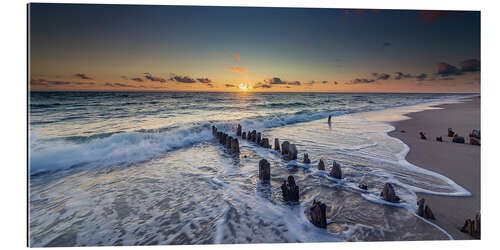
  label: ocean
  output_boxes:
[28,92,473,246]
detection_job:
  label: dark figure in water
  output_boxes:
[328,115,332,124]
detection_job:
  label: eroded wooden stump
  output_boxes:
[318,159,325,170]
[461,212,480,239]
[309,200,327,228]
[281,175,299,202]
[380,183,400,203]
[417,198,435,220]
[303,153,310,164]
[231,138,240,153]
[281,141,290,156]
[236,124,242,137]
[258,159,271,183]
[329,161,342,179]
[259,138,270,148]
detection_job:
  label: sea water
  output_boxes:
[28,92,473,246]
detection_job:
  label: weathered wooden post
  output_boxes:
[274,138,280,151]
[258,159,271,183]
[303,153,310,164]
[236,124,242,137]
[380,183,400,203]
[329,161,342,179]
[281,141,290,156]
[309,200,327,228]
[318,159,325,170]
[281,175,299,202]
[231,138,240,153]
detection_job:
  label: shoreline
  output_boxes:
[388,96,480,240]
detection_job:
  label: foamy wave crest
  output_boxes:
[29,126,213,175]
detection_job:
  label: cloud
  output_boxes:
[334,81,339,85]
[287,81,301,86]
[170,75,196,83]
[131,77,143,82]
[31,78,96,86]
[143,73,167,83]
[105,82,139,88]
[197,78,213,84]
[265,77,287,85]
[120,75,128,80]
[345,78,376,84]
[372,72,391,80]
[394,72,413,80]
[254,82,272,89]
[73,73,93,80]
[322,80,328,84]
[460,59,480,73]
[206,83,214,88]
[226,66,247,73]
[437,62,462,76]
[225,84,236,88]
[234,53,241,61]
[415,73,428,81]
[382,42,391,47]
[305,80,316,85]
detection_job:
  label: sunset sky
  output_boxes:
[29,4,480,92]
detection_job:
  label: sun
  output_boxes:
[239,83,249,91]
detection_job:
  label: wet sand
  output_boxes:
[389,96,480,240]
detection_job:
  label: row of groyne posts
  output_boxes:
[211,123,445,230]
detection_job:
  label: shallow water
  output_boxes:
[29,92,472,246]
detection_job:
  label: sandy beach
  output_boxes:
[389,96,481,240]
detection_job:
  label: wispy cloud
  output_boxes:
[131,77,143,82]
[265,77,287,85]
[287,81,301,86]
[143,73,167,83]
[197,78,213,83]
[104,82,138,88]
[170,75,196,83]
[437,62,462,76]
[460,59,480,73]
[345,78,377,85]
[254,82,272,89]
[225,84,236,88]
[31,78,96,86]
[234,53,241,61]
[73,73,93,80]
[226,66,247,73]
